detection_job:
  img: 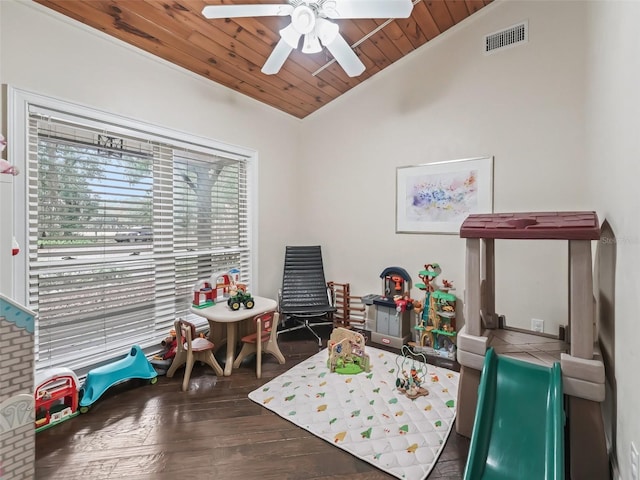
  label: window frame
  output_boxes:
[8,86,259,372]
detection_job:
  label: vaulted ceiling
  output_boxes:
[35,0,494,118]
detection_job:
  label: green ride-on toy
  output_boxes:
[227,291,255,311]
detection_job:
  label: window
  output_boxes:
[10,88,255,374]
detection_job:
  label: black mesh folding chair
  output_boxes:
[277,245,336,347]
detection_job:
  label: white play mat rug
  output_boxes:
[248,346,459,480]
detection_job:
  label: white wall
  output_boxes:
[585,2,640,478]
[0,0,302,300]
[299,0,589,334]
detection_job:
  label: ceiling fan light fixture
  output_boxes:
[291,5,316,34]
[302,32,322,54]
[202,0,414,78]
[280,23,302,49]
[316,18,339,46]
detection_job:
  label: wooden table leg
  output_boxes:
[224,322,236,376]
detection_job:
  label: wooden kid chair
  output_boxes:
[233,311,285,378]
[166,318,223,391]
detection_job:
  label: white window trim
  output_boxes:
[7,84,259,344]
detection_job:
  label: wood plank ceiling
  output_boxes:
[35,0,494,119]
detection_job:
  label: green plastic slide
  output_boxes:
[463,348,565,480]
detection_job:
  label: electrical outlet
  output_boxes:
[531,318,544,333]
[631,442,639,480]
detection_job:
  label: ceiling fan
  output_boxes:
[202,0,414,77]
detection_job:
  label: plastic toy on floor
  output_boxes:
[34,367,80,432]
[150,329,179,375]
[409,263,457,360]
[78,345,157,412]
[395,345,429,399]
[327,327,370,374]
[463,348,564,479]
[368,266,415,348]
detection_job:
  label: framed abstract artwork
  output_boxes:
[396,156,494,234]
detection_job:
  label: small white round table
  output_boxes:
[190,296,278,376]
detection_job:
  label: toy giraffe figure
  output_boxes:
[429,293,440,330]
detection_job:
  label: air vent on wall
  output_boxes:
[484,21,528,54]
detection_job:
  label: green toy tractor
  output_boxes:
[227,291,255,311]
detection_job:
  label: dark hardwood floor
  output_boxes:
[35,326,470,480]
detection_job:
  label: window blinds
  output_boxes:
[27,108,252,374]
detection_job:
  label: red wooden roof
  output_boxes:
[460,211,600,240]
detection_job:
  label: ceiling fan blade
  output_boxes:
[323,32,365,77]
[279,23,303,49]
[261,38,294,75]
[323,0,413,19]
[202,4,294,19]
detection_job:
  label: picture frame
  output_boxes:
[396,156,494,234]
